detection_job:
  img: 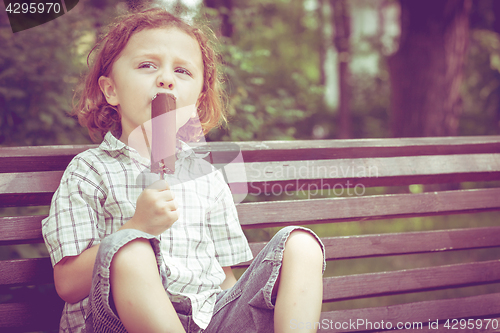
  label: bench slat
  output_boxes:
[323,260,500,302]
[2,153,498,207]
[319,292,500,332]
[0,216,45,245]
[230,136,500,162]
[0,258,53,286]
[0,299,64,331]
[321,226,500,260]
[1,136,499,171]
[237,188,500,228]
[1,261,498,330]
[4,228,500,286]
[0,145,95,173]
[3,207,500,255]
[236,154,500,193]
[234,226,500,267]
[0,171,62,207]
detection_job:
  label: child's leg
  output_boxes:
[205,226,325,333]
[110,238,186,333]
[273,230,324,333]
[85,229,188,333]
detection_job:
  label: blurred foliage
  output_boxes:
[203,0,328,141]
[0,0,126,146]
[1,0,499,147]
[0,13,86,145]
[462,29,500,135]
[0,5,84,145]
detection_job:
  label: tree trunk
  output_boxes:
[204,0,233,37]
[318,0,339,111]
[331,0,352,139]
[493,0,500,131]
[388,0,471,137]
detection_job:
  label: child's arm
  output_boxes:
[220,266,237,290]
[53,179,178,304]
[54,245,100,303]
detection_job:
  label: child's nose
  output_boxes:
[157,71,174,90]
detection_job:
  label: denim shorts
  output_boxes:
[85,226,325,333]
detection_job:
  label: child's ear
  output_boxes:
[98,76,119,106]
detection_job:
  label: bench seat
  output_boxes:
[1,135,499,332]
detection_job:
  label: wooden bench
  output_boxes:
[1,136,500,332]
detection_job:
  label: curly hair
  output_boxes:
[73,7,226,142]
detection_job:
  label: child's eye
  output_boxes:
[139,62,156,69]
[175,68,192,76]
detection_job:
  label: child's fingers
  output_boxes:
[158,189,175,202]
[164,200,179,211]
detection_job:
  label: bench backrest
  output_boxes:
[1,136,500,332]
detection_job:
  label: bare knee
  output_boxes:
[284,230,323,265]
[272,230,323,297]
[111,238,155,275]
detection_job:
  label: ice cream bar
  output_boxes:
[151,93,176,178]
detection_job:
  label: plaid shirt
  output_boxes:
[42,132,253,332]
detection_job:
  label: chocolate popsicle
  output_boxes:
[151,93,176,178]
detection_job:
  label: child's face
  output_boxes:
[99,27,204,144]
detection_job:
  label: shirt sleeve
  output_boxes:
[42,154,106,267]
[206,170,253,267]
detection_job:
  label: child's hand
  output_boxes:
[123,179,179,236]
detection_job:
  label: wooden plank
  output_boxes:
[5,154,500,195]
[318,292,500,332]
[237,188,500,228]
[3,188,498,238]
[1,136,499,173]
[0,171,62,194]
[198,136,500,162]
[0,193,54,208]
[1,260,499,331]
[0,145,95,173]
[242,173,500,195]
[0,171,62,207]
[320,226,500,260]
[2,207,500,254]
[234,154,500,194]
[0,299,63,331]
[322,260,500,302]
[233,226,500,267]
[0,258,53,286]
[0,216,45,244]
[1,153,499,206]
[3,224,500,268]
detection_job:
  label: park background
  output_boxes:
[0,0,499,320]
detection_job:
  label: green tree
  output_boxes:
[0,0,125,146]
[202,0,327,142]
[0,12,84,145]
[460,0,500,135]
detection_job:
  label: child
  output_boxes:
[42,7,325,333]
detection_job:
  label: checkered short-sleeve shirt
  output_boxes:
[42,132,253,332]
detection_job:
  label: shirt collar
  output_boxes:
[99,132,127,152]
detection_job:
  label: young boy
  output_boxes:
[42,7,325,333]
